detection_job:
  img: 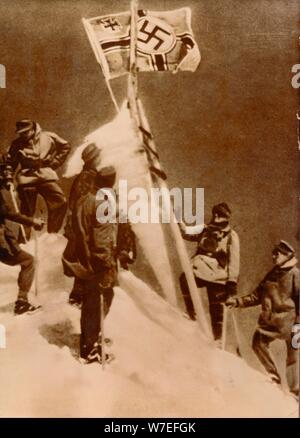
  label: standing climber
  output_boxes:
[226,241,299,398]
[7,119,70,239]
[64,143,102,308]
[179,202,240,342]
[62,166,118,364]
[63,146,137,309]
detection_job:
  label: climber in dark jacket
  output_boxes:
[64,145,137,308]
[63,166,118,363]
[0,159,44,314]
[62,166,136,363]
[64,143,102,307]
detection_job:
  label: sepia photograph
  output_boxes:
[0,0,299,419]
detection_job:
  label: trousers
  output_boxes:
[0,249,34,300]
[252,330,299,393]
[18,181,67,238]
[80,278,114,359]
[180,273,228,340]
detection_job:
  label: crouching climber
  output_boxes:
[0,156,44,315]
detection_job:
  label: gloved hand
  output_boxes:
[118,250,134,270]
[225,296,239,308]
[226,281,238,297]
[19,150,40,169]
[32,218,45,231]
[41,157,52,168]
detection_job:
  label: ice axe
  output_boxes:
[221,303,228,350]
[32,194,44,298]
[33,228,39,296]
[22,190,44,298]
[100,292,105,370]
[222,295,244,357]
[221,305,243,357]
[231,309,242,358]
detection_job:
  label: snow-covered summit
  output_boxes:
[0,234,297,417]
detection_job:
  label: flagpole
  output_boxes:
[82,18,120,114]
[105,80,121,114]
[129,0,138,91]
[126,0,212,339]
[127,0,139,128]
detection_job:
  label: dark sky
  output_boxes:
[0,0,299,294]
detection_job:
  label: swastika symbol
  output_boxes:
[136,17,176,55]
[138,19,171,51]
[100,18,121,31]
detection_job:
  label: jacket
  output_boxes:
[64,167,97,240]
[237,259,300,339]
[8,123,70,186]
[62,191,118,287]
[0,188,35,256]
[182,223,240,284]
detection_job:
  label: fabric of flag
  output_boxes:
[84,8,201,79]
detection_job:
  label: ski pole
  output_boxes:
[231,309,242,357]
[33,194,44,298]
[100,292,105,370]
[221,304,228,350]
[8,183,27,243]
[34,228,39,297]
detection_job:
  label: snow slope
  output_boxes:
[0,234,297,417]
